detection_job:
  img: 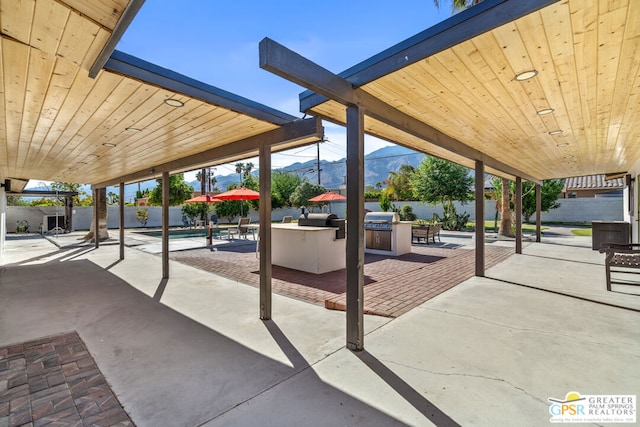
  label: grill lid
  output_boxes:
[364,212,399,223]
[298,213,338,227]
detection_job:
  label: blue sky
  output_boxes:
[115,1,451,179]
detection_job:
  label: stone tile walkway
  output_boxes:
[170,244,513,317]
[0,332,132,427]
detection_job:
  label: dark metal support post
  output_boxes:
[162,171,169,279]
[346,105,365,351]
[536,183,542,242]
[475,160,484,277]
[515,176,522,254]
[119,182,125,260]
[259,145,272,320]
[94,186,100,249]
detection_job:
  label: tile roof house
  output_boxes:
[562,175,624,198]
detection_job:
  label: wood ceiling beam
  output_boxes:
[88,0,147,78]
[104,50,298,125]
[94,117,322,187]
[260,38,541,184]
[300,0,559,109]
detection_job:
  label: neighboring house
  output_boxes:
[561,175,624,198]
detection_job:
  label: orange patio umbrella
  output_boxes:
[214,187,260,217]
[308,191,346,213]
[185,194,223,203]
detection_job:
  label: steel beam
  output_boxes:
[475,161,485,277]
[105,50,297,125]
[162,171,169,279]
[345,105,365,351]
[515,177,522,254]
[119,182,125,260]
[89,0,147,78]
[260,38,540,184]
[94,118,322,188]
[259,145,272,320]
[536,183,542,242]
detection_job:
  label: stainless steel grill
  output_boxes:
[364,212,399,230]
[364,212,399,251]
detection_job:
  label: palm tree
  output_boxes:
[433,0,515,236]
[243,162,254,178]
[84,187,109,242]
[235,162,244,185]
[433,0,481,11]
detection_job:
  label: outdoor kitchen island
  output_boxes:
[271,214,345,274]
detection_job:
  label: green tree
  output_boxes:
[289,181,326,210]
[6,195,27,206]
[51,181,90,206]
[135,208,149,227]
[182,202,209,225]
[379,191,392,212]
[106,191,119,205]
[489,177,564,228]
[382,164,415,201]
[433,0,481,13]
[410,156,473,230]
[243,162,254,178]
[272,171,304,209]
[235,162,244,186]
[148,174,194,206]
[521,180,563,223]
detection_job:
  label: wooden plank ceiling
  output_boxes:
[0,0,311,186]
[303,0,640,181]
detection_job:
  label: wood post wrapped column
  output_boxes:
[162,171,169,279]
[119,182,125,260]
[475,160,485,277]
[516,177,522,254]
[346,105,365,351]
[259,144,272,320]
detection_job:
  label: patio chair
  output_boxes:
[427,223,442,244]
[282,215,293,223]
[598,243,640,291]
[228,217,255,240]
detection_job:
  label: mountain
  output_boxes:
[188,145,426,192]
[24,145,427,202]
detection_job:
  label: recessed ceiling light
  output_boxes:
[125,127,142,132]
[102,142,116,147]
[164,98,184,107]
[537,108,554,115]
[515,70,538,81]
[549,130,564,135]
[556,143,570,147]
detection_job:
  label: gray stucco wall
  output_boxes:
[361,198,623,223]
[5,197,622,232]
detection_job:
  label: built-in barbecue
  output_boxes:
[364,212,412,256]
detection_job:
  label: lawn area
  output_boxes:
[467,220,545,233]
[571,228,592,237]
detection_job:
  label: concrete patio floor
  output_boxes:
[1,231,639,426]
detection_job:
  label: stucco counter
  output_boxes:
[271,223,345,274]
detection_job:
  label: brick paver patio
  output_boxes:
[170,242,513,317]
[0,332,133,427]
